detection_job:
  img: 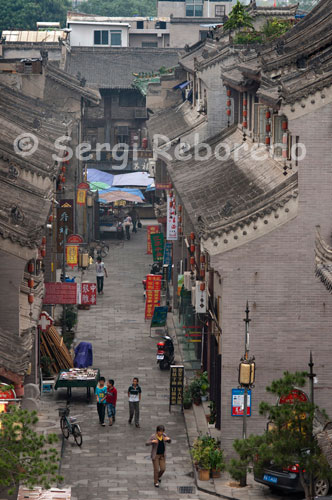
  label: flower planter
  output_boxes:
[184,401,192,410]
[193,397,201,405]
[198,469,210,481]
[212,469,221,478]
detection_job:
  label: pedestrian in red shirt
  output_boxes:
[106,379,117,426]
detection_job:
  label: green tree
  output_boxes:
[229,371,332,500]
[76,0,157,17]
[223,0,253,33]
[0,0,70,34]
[0,406,62,495]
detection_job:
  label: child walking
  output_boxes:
[95,376,107,426]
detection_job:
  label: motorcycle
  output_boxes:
[156,335,175,370]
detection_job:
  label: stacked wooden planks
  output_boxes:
[40,326,73,373]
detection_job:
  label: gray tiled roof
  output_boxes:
[168,127,298,239]
[65,47,181,89]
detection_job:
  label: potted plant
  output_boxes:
[200,371,209,401]
[209,448,225,478]
[183,387,192,409]
[190,379,202,405]
[207,401,216,426]
[191,438,211,481]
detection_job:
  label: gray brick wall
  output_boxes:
[210,103,332,456]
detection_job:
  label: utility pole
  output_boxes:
[308,351,316,500]
[242,301,251,441]
[61,229,67,336]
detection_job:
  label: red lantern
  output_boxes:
[200,282,205,291]
[226,109,231,116]
[226,99,231,107]
[142,137,148,149]
[265,111,271,119]
[61,165,66,173]
[62,176,66,184]
[28,278,34,288]
[200,269,205,278]
[243,110,247,117]
[243,121,247,128]
[48,215,53,223]
[42,236,46,245]
[266,124,271,133]
[190,232,195,241]
[178,205,182,212]
[28,261,34,273]
[41,248,46,258]
[190,256,195,266]
[200,254,205,263]
[169,201,173,208]
[190,244,195,253]
[227,89,231,97]
[282,120,288,130]
[243,99,247,106]
[179,226,183,235]
[178,216,182,223]
[28,293,34,304]
[265,136,270,145]
[58,183,62,191]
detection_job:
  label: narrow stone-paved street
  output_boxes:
[56,227,207,500]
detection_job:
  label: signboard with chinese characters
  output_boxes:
[231,388,251,416]
[156,182,173,190]
[67,234,83,244]
[80,283,97,306]
[151,233,164,262]
[163,242,172,281]
[147,225,160,254]
[145,274,161,320]
[43,283,77,305]
[66,245,78,269]
[169,365,184,410]
[166,193,178,240]
[150,306,168,328]
[76,182,89,206]
[57,200,73,253]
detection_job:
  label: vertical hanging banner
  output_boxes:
[151,233,164,262]
[169,365,184,410]
[77,182,90,206]
[57,199,73,253]
[66,245,78,269]
[167,193,178,240]
[147,225,160,254]
[80,283,97,306]
[163,242,172,281]
[145,274,162,319]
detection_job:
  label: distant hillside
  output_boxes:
[75,0,157,17]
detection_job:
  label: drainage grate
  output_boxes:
[178,486,196,494]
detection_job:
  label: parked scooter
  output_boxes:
[60,274,76,283]
[156,335,175,370]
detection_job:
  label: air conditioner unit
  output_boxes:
[157,32,162,38]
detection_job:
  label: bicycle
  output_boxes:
[58,405,83,447]
[90,240,109,259]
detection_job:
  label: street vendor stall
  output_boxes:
[54,368,100,401]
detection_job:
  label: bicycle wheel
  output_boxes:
[60,417,70,439]
[72,424,83,447]
[101,244,109,258]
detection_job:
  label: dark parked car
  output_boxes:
[254,461,330,497]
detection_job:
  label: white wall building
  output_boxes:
[68,20,130,47]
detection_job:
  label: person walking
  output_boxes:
[128,377,141,427]
[123,214,132,240]
[96,256,108,295]
[95,376,107,426]
[106,379,117,426]
[146,425,171,488]
[129,207,140,233]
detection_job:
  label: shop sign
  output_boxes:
[231,388,251,416]
[150,306,168,328]
[43,283,77,305]
[147,225,160,254]
[177,274,184,296]
[38,311,54,332]
[67,234,83,244]
[163,242,172,281]
[151,232,164,262]
[156,182,173,190]
[80,283,97,306]
[77,189,86,205]
[279,388,308,405]
[56,200,73,253]
[169,365,184,410]
[0,383,17,413]
[166,193,178,240]
[144,274,161,319]
[66,245,78,269]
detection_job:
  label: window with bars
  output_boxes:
[94,30,109,45]
[215,5,225,17]
[186,0,203,17]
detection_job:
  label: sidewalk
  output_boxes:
[167,315,295,500]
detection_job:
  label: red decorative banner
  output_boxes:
[145,274,162,319]
[147,225,160,254]
[67,234,83,244]
[81,283,97,305]
[43,283,77,304]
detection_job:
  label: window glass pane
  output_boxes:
[195,4,203,15]
[111,30,122,46]
[102,31,109,44]
[94,31,101,45]
[186,5,194,16]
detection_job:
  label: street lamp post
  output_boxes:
[238,301,255,487]
[308,351,316,500]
